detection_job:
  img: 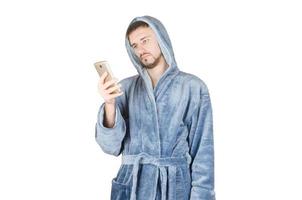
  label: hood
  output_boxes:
[125,15,179,95]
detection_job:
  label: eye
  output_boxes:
[142,38,149,44]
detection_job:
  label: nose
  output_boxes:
[136,45,147,57]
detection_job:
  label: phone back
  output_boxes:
[94,61,113,82]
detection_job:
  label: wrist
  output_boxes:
[105,101,115,107]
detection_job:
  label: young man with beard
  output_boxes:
[95,15,215,200]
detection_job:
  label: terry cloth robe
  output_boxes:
[95,15,215,200]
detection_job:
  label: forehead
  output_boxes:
[128,26,156,43]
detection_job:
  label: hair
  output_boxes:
[126,21,149,38]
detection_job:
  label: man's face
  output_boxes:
[128,26,163,69]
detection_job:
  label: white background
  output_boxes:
[0,0,301,199]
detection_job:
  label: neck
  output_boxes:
[146,56,169,88]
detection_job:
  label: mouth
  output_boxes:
[141,54,151,59]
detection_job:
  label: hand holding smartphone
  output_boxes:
[95,61,123,104]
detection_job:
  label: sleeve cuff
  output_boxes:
[97,103,122,131]
[190,187,216,200]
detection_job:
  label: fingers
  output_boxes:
[98,79,119,91]
[106,84,122,94]
[98,75,123,101]
[108,91,124,99]
[103,78,118,90]
[100,71,108,84]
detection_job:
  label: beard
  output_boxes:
[141,53,162,69]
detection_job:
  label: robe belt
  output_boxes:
[122,152,192,200]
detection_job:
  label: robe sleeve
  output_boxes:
[95,97,127,157]
[188,92,216,200]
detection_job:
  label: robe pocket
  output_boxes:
[110,178,131,200]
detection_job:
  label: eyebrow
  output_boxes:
[130,36,151,47]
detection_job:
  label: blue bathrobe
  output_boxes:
[95,15,215,200]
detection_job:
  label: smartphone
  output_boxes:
[94,61,121,94]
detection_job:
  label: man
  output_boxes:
[95,15,215,200]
